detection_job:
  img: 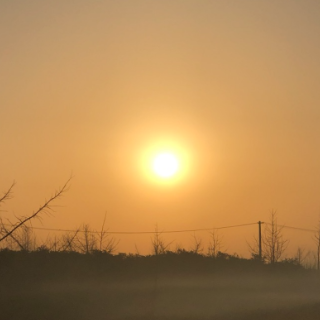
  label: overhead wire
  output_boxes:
[263,222,317,233]
[3,222,258,235]
[2,222,318,235]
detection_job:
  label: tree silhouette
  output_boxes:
[314,219,320,270]
[74,223,117,254]
[263,210,288,263]
[207,229,224,258]
[151,224,171,255]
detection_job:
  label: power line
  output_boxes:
[264,222,317,233]
[3,222,317,235]
[3,222,257,235]
[213,222,257,230]
[107,222,258,234]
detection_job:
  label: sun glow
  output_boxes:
[138,139,191,185]
[152,153,179,178]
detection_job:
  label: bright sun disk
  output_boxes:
[152,153,179,178]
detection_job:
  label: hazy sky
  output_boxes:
[1,1,320,255]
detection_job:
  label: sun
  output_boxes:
[139,140,190,184]
[152,152,179,178]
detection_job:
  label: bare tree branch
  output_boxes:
[59,229,80,252]
[191,232,203,254]
[263,210,288,263]
[0,181,15,207]
[76,224,97,254]
[208,230,223,257]
[0,177,71,243]
[295,247,308,266]
[99,212,107,251]
[314,218,320,270]
[1,223,24,250]
[151,224,172,255]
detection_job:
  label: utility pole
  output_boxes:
[258,221,263,260]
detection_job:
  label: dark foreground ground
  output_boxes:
[2,273,320,320]
[1,251,320,319]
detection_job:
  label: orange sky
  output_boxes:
[1,1,320,256]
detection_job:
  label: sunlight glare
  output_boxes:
[152,153,179,178]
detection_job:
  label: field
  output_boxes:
[1,250,320,320]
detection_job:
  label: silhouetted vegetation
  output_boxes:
[1,247,319,320]
[0,247,306,281]
[2,184,320,319]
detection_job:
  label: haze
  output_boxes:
[1,0,320,255]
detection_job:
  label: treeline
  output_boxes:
[0,219,319,272]
[1,180,320,272]
[0,246,310,286]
